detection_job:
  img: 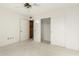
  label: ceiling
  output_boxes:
[0,3,79,16]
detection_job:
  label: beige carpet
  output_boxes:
[0,40,79,56]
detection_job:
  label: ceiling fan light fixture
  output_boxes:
[24,3,32,8]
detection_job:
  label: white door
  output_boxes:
[20,19,29,41]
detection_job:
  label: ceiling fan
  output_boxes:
[24,3,39,8]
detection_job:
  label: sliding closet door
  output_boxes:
[41,18,50,43]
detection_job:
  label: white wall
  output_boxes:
[51,8,65,47]
[0,7,28,47]
[34,18,41,42]
[64,7,79,50]
[34,6,79,51]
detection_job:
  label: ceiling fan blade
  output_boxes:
[33,3,40,6]
[30,3,40,6]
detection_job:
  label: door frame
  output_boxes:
[41,17,51,44]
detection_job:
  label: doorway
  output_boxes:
[29,20,34,40]
[41,17,51,44]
